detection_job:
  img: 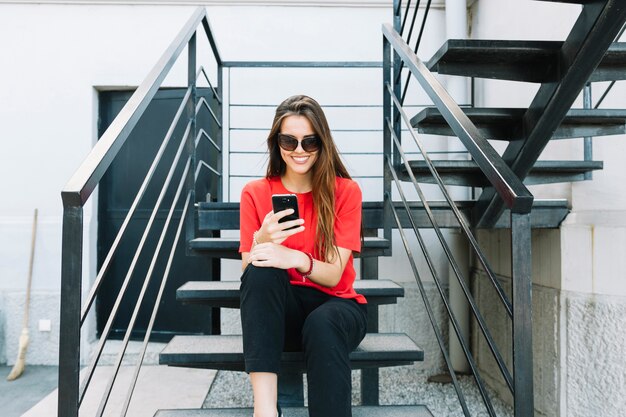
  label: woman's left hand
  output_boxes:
[248,242,301,270]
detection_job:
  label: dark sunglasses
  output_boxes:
[277,133,321,152]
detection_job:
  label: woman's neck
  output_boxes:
[281,172,313,193]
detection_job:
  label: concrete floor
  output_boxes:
[0,366,59,417]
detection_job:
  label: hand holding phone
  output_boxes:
[272,194,300,231]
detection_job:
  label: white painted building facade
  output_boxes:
[0,1,624,416]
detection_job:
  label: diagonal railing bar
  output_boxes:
[120,191,192,417]
[196,96,222,128]
[62,7,207,208]
[387,119,514,391]
[400,0,413,36]
[197,128,221,152]
[199,66,222,104]
[201,15,223,68]
[593,23,626,108]
[394,0,422,87]
[79,86,193,326]
[400,0,433,105]
[387,85,514,317]
[196,160,221,178]
[387,193,472,417]
[78,121,192,404]
[95,157,192,417]
[388,160,498,417]
[383,23,534,214]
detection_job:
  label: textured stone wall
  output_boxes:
[2,291,60,366]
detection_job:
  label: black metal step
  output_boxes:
[155,405,434,417]
[188,236,390,259]
[399,160,603,187]
[427,40,626,82]
[159,333,423,372]
[177,279,404,309]
[410,108,626,140]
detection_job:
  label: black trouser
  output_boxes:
[240,265,368,417]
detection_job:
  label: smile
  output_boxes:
[291,155,310,164]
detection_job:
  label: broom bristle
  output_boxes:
[6,329,29,381]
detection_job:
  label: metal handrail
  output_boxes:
[386,92,514,317]
[61,7,214,208]
[383,23,534,214]
[59,7,223,417]
[386,119,514,392]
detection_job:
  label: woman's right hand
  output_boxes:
[256,209,305,245]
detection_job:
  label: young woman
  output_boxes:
[239,95,367,417]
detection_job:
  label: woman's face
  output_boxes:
[279,115,319,177]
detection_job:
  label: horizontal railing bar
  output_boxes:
[222,61,383,68]
[195,160,221,178]
[387,153,514,392]
[121,191,192,417]
[198,66,222,104]
[95,157,191,417]
[196,97,222,128]
[61,7,206,208]
[383,23,533,213]
[79,87,193,326]
[196,128,221,152]
[228,103,464,108]
[388,194,472,417]
[78,121,192,404]
[386,114,513,317]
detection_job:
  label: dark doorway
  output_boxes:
[97,88,218,342]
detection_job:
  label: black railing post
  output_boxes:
[186,32,197,247]
[58,203,83,417]
[392,1,402,167]
[511,212,534,417]
[383,34,392,255]
[583,83,593,180]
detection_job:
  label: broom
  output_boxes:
[7,208,38,381]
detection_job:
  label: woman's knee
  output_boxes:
[240,265,288,293]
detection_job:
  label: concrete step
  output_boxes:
[159,333,423,372]
[427,40,626,82]
[399,159,603,187]
[155,405,434,417]
[176,279,404,308]
[410,107,626,140]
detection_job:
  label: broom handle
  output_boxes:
[22,208,37,330]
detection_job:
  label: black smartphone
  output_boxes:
[272,194,300,230]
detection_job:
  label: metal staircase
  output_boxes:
[58,2,626,417]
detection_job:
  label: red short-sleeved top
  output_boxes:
[239,176,366,304]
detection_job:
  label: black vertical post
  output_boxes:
[583,83,593,180]
[383,28,392,256]
[186,32,197,247]
[511,212,534,417]
[392,1,402,168]
[360,230,380,405]
[58,204,83,417]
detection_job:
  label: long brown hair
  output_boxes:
[266,95,351,262]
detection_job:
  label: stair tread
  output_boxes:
[410,107,626,140]
[159,333,424,371]
[427,40,626,82]
[177,279,404,307]
[399,160,603,187]
[155,405,434,417]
